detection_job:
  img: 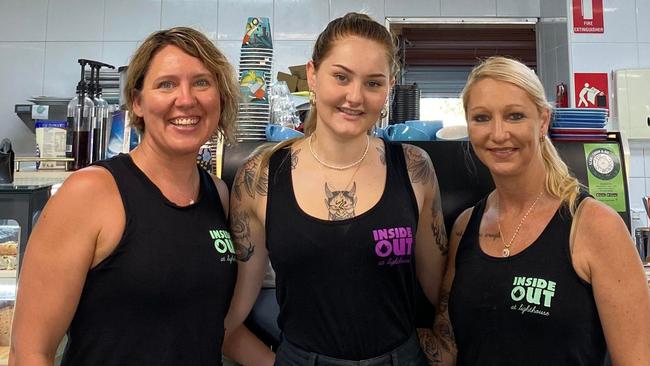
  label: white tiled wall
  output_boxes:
[0,1,48,42]
[384,0,440,17]
[47,0,105,42]
[565,0,650,214]
[217,0,272,41]
[161,0,219,40]
[0,0,553,155]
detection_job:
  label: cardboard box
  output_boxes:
[289,64,307,80]
[276,72,298,92]
[35,120,67,170]
[297,79,310,92]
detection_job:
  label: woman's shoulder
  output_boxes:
[231,148,272,203]
[572,197,632,261]
[399,142,436,186]
[575,197,626,235]
[42,166,121,228]
[59,165,117,198]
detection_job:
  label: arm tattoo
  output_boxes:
[431,197,448,256]
[324,182,358,220]
[403,145,434,185]
[230,210,256,261]
[417,328,443,364]
[420,290,455,365]
[290,148,301,170]
[376,146,386,166]
[233,155,268,201]
[434,290,455,350]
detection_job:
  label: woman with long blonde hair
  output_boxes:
[440,56,650,365]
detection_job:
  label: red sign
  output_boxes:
[574,73,608,110]
[572,0,604,33]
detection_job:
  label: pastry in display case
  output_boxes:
[0,219,18,362]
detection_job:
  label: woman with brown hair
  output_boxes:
[10,27,240,365]
[223,12,450,366]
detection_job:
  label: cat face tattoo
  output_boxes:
[324,182,357,221]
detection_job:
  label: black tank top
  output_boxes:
[448,193,606,366]
[266,141,419,360]
[61,154,237,366]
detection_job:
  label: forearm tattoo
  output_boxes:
[419,290,455,365]
[434,290,455,350]
[404,145,434,185]
[324,182,358,220]
[431,197,448,256]
[230,210,255,261]
[417,328,443,364]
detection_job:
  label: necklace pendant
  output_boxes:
[502,248,510,257]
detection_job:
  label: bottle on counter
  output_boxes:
[89,61,115,162]
[67,59,95,171]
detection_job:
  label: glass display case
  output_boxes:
[0,182,52,365]
[0,220,18,363]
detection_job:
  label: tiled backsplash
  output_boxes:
[627,141,650,228]
[0,0,542,156]
[1,0,648,166]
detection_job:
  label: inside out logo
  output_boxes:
[373,227,413,258]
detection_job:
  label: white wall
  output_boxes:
[0,0,542,155]
[562,0,650,224]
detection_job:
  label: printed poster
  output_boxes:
[584,143,626,212]
[572,0,604,33]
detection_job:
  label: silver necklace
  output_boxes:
[497,190,544,257]
[308,134,370,170]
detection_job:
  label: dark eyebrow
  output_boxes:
[332,64,387,79]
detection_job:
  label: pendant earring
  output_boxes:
[309,91,316,105]
[380,107,387,119]
[540,135,545,143]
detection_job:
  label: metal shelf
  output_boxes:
[14,104,68,133]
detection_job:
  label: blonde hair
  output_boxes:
[124,26,239,144]
[461,56,583,214]
[253,12,398,184]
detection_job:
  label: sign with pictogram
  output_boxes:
[574,73,608,110]
[572,0,604,33]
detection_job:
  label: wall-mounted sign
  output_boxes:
[572,0,604,33]
[574,73,608,110]
[584,143,626,212]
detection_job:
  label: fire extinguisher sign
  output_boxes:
[574,73,608,110]
[572,0,604,33]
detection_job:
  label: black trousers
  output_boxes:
[274,332,428,366]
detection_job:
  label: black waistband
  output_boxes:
[275,332,424,366]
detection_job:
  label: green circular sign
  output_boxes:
[587,148,620,180]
